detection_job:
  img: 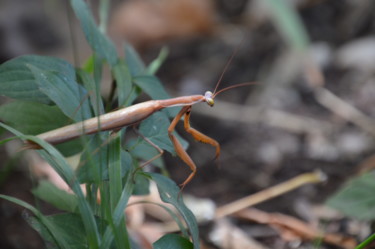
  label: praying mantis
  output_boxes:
[25,62,254,189]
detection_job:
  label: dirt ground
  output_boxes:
[1,0,375,248]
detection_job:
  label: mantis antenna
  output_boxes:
[212,36,247,95]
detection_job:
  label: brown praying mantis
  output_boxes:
[25,65,254,189]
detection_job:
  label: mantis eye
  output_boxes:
[204,91,214,107]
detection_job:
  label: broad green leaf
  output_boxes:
[149,173,199,249]
[112,60,132,107]
[123,86,142,107]
[139,111,188,155]
[132,173,150,196]
[28,65,92,121]
[77,134,110,183]
[154,234,193,249]
[0,101,69,135]
[32,180,78,213]
[0,101,82,156]
[29,213,96,249]
[0,194,71,249]
[127,138,164,168]
[327,172,375,220]
[133,75,170,100]
[69,0,118,67]
[0,55,75,104]
[124,43,145,77]
[133,75,179,117]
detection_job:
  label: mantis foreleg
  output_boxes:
[168,106,220,190]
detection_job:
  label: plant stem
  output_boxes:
[356,233,375,249]
[99,0,109,33]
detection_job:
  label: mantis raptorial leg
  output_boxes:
[129,105,219,189]
[167,105,220,189]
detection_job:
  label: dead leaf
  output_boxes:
[111,0,216,48]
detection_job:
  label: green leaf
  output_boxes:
[133,75,179,117]
[154,234,193,249]
[0,101,69,135]
[112,60,132,106]
[77,69,105,117]
[146,47,169,75]
[29,213,96,249]
[0,101,82,156]
[37,150,100,249]
[77,134,110,183]
[327,172,375,220]
[124,43,145,77]
[108,132,131,249]
[32,180,78,213]
[28,65,92,121]
[0,55,75,104]
[0,194,71,249]
[100,173,134,249]
[139,112,188,155]
[133,75,170,100]
[77,135,133,183]
[69,0,118,67]
[132,173,150,196]
[149,173,199,249]
[108,132,123,210]
[265,0,309,51]
[128,138,164,168]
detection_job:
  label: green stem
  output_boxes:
[99,0,110,33]
[356,233,375,249]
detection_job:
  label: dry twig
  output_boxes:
[215,170,326,218]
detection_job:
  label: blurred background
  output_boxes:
[1,0,375,248]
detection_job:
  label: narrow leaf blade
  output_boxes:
[149,173,199,249]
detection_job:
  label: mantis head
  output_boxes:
[204,91,215,107]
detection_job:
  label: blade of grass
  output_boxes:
[99,0,110,33]
[265,0,309,51]
[113,59,133,107]
[0,122,101,249]
[149,173,200,249]
[146,47,169,75]
[0,194,70,249]
[69,0,117,67]
[356,233,375,249]
[100,173,133,249]
[107,131,129,249]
